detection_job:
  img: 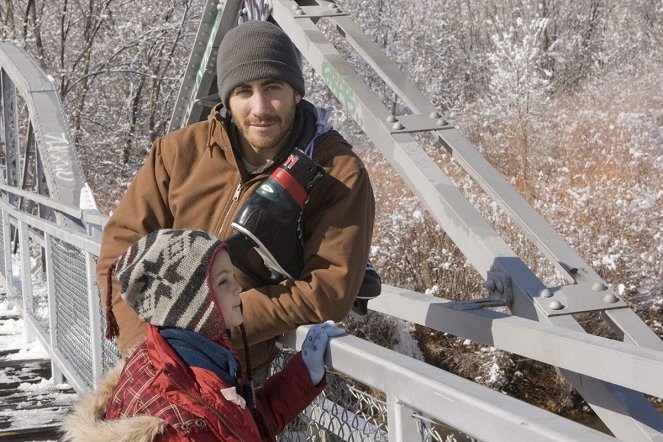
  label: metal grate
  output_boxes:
[272,348,388,441]
[269,347,468,442]
[51,236,93,389]
[0,213,5,281]
[94,279,120,374]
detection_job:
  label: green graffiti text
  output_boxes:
[321,62,364,129]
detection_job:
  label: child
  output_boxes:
[63,229,343,441]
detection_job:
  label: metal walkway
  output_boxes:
[0,0,661,440]
[0,298,76,441]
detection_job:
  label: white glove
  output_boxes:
[301,321,345,385]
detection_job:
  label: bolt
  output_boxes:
[486,279,496,292]
[386,115,397,123]
[392,122,404,130]
[549,300,564,310]
[592,282,607,291]
[540,288,552,298]
[292,4,301,11]
[603,294,619,304]
[429,111,441,119]
[295,9,305,15]
[436,118,448,126]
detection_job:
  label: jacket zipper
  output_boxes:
[163,370,246,441]
[218,172,266,238]
[218,181,244,238]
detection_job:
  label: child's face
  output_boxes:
[211,249,243,328]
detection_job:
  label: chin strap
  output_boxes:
[237,320,271,437]
[105,261,120,340]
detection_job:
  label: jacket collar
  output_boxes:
[159,327,238,387]
[146,324,200,390]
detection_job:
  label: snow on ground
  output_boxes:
[0,316,50,361]
[1,267,78,438]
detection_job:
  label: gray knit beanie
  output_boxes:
[216,21,305,107]
[108,229,229,341]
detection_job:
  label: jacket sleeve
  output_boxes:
[255,352,325,438]
[96,138,174,355]
[236,150,375,348]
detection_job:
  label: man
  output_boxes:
[96,20,375,376]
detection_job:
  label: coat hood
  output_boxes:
[60,364,167,442]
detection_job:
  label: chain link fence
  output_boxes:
[270,346,469,442]
[0,214,6,283]
[51,236,95,389]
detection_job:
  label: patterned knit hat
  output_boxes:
[105,229,229,342]
[216,20,305,107]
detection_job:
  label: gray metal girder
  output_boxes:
[169,0,243,131]
[370,286,663,399]
[1,69,20,206]
[283,326,617,442]
[0,43,89,228]
[270,0,663,439]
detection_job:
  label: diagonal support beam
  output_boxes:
[370,286,663,399]
[271,1,663,439]
[370,287,663,439]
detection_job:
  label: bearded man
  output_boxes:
[96,20,375,378]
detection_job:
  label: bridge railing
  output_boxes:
[0,186,114,392]
[0,186,619,442]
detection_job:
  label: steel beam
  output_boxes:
[0,210,12,293]
[387,398,420,442]
[370,286,663,398]
[169,0,244,131]
[0,43,91,228]
[325,2,639,320]
[270,1,663,439]
[328,9,588,288]
[0,199,100,255]
[283,327,616,442]
[1,69,20,207]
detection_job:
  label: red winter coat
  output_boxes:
[104,325,324,441]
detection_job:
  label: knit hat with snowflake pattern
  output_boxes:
[104,229,229,343]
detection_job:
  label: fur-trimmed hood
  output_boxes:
[60,363,167,442]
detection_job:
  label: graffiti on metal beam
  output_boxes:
[321,62,364,129]
[44,133,74,182]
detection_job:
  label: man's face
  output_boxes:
[228,79,300,162]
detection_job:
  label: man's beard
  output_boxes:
[239,105,296,152]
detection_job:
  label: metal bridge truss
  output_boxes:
[0,43,95,230]
[0,0,660,441]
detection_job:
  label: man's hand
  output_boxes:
[301,321,345,385]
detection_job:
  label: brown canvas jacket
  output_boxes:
[96,103,375,371]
